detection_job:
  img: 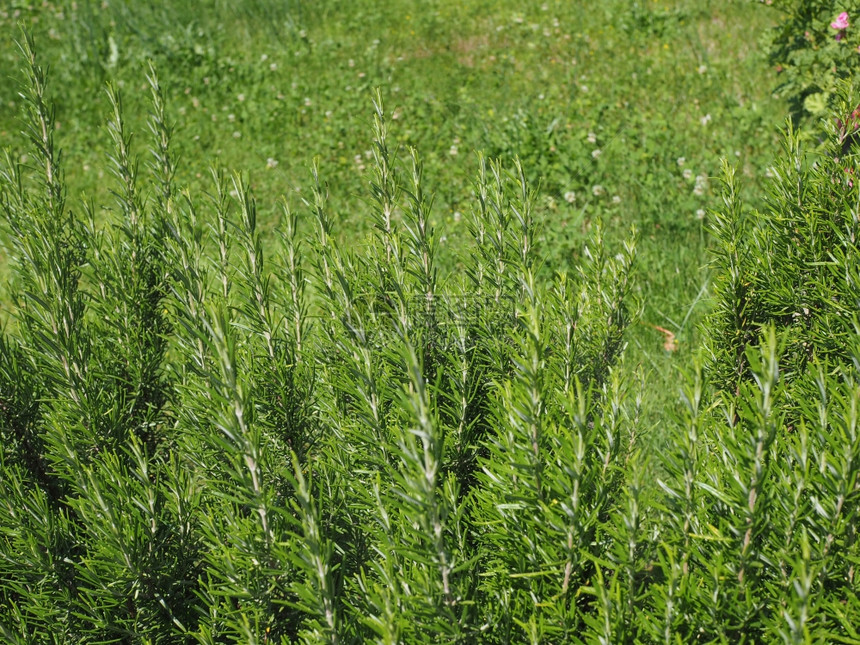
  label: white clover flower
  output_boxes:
[587,132,597,143]
[612,195,621,204]
[564,191,576,203]
[592,149,602,159]
[267,158,278,169]
[700,113,712,126]
[592,184,604,196]
[683,168,693,180]
[698,64,707,74]
[696,209,706,219]
[676,157,685,166]
[449,145,459,156]
[237,93,246,102]
[232,131,241,139]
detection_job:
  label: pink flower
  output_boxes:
[831,11,850,30]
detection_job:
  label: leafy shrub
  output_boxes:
[704,82,860,419]
[763,0,860,124]
[0,37,638,642]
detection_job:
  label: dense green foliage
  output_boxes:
[3,1,860,643]
[763,0,860,124]
[705,85,860,418]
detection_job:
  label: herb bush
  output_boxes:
[1,35,860,644]
[704,82,860,419]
